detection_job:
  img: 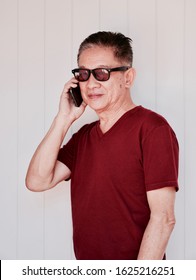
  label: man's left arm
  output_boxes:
[137,186,176,260]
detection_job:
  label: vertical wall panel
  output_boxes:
[156,0,185,259]
[127,0,157,110]
[71,0,99,134]
[44,0,73,259]
[72,0,100,66]
[1,0,196,260]
[156,0,184,128]
[100,0,128,34]
[17,0,45,259]
[0,0,18,259]
[184,0,196,259]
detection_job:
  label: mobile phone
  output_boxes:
[69,85,83,107]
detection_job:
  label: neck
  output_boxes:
[97,100,136,133]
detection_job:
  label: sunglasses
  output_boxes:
[72,66,131,82]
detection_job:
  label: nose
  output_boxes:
[86,73,101,89]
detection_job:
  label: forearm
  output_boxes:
[26,115,72,191]
[137,216,175,260]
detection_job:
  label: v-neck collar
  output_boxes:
[96,106,141,138]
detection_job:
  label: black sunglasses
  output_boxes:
[72,66,131,82]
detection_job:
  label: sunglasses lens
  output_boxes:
[73,68,110,82]
[74,69,89,81]
[94,69,109,81]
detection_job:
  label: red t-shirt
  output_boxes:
[58,106,179,260]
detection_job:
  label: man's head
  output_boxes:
[73,31,135,113]
[77,31,133,66]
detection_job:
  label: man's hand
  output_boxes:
[58,78,87,123]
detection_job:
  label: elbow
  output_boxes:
[166,216,176,232]
[150,212,176,234]
[161,215,176,235]
[25,175,48,192]
[25,177,39,192]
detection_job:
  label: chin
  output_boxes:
[87,99,105,111]
[88,104,103,112]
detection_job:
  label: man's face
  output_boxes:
[78,46,131,113]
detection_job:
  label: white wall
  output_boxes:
[0,0,195,259]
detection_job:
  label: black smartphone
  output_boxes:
[69,85,83,107]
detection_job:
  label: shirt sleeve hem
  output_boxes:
[146,181,179,192]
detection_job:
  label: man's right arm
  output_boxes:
[25,78,86,192]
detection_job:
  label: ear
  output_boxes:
[124,68,136,88]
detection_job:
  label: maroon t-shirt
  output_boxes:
[58,106,179,260]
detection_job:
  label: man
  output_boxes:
[26,31,179,260]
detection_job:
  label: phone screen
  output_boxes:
[69,85,83,107]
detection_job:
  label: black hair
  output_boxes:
[77,31,133,66]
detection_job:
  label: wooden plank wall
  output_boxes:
[0,0,196,259]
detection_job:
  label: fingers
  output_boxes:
[62,78,78,95]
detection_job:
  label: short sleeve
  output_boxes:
[57,123,95,176]
[57,135,76,172]
[142,124,179,192]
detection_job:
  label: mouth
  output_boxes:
[87,94,104,100]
